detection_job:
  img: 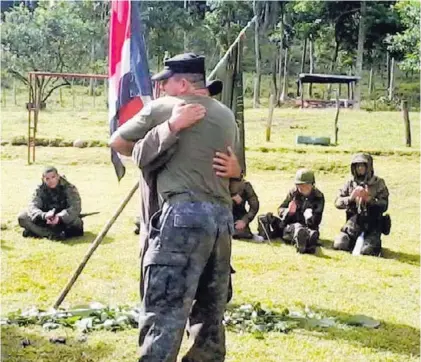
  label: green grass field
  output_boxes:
[1,105,420,361]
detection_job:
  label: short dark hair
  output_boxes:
[173,73,206,89]
[43,166,58,176]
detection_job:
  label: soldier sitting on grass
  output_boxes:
[257,169,325,254]
[18,166,84,241]
[230,176,263,241]
[333,153,390,256]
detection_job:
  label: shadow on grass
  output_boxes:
[318,238,334,249]
[226,302,420,358]
[313,246,335,259]
[310,307,420,358]
[1,324,115,362]
[381,247,420,267]
[61,231,114,246]
[1,239,14,251]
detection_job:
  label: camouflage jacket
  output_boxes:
[278,187,325,230]
[334,176,389,219]
[230,180,259,224]
[28,176,82,224]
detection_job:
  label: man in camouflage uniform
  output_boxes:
[230,177,259,239]
[110,53,239,362]
[132,79,225,236]
[333,153,390,256]
[257,169,325,254]
[18,166,83,240]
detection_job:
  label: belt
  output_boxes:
[165,192,228,206]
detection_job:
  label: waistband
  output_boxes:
[165,192,230,207]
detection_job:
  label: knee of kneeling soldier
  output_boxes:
[333,232,351,250]
[17,212,31,227]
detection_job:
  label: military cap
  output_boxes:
[151,53,205,81]
[295,168,315,184]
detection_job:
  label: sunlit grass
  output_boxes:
[1,105,419,361]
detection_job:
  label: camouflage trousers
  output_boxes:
[18,211,83,239]
[257,214,318,254]
[333,215,382,256]
[282,223,319,254]
[138,200,233,362]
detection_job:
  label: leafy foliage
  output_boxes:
[2,302,380,338]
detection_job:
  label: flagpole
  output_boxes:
[52,14,257,309]
[207,15,257,81]
[53,181,139,309]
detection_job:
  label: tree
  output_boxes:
[354,1,366,109]
[386,0,420,72]
[1,2,93,105]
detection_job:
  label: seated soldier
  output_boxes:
[18,166,83,241]
[333,153,390,256]
[230,177,260,240]
[257,169,325,254]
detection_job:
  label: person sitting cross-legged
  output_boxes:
[18,166,83,241]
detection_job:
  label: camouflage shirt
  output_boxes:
[278,187,325,230]
[230,180,259,224]
[28,176,81,224]
[335,153,389,219]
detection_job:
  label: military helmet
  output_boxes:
[295,168,315,184]
[351,153,370,164]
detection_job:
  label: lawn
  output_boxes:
[1,105,419,361]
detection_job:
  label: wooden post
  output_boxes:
[334,90,340,144]
[300,80,304,108]
[266,94,275,141]
[104,78,108,108]
[53,181,140,309]
[402,100,411,147]
[1,87,6,107]
[59,88,64,107]
[92,79,96,108]
[71,78,75,109]
[13,78,17,105]
[81,79,85,109]
[368,67,373,96]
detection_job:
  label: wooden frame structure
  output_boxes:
[297,73,360,108]
[27,71,108,164]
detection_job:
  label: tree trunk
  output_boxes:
[280,47,289,102]
[309,35,314,97]
[183,0,189,51]
[368,66,373,96]
[300,37,307,74]
[388,57,395,101]
[253,1,261,108]
[271,52,278,98]
[386,51,390,89]
[354,0,366,110]
[328,41,340,98]
[330,41,340,73]
[276,3,284,105]
[89,41,95,96]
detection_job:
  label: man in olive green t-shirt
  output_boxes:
[110,53,238,362]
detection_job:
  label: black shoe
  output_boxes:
[49,231,66,241]
[22,230,36,238]
[294,228,308,254]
